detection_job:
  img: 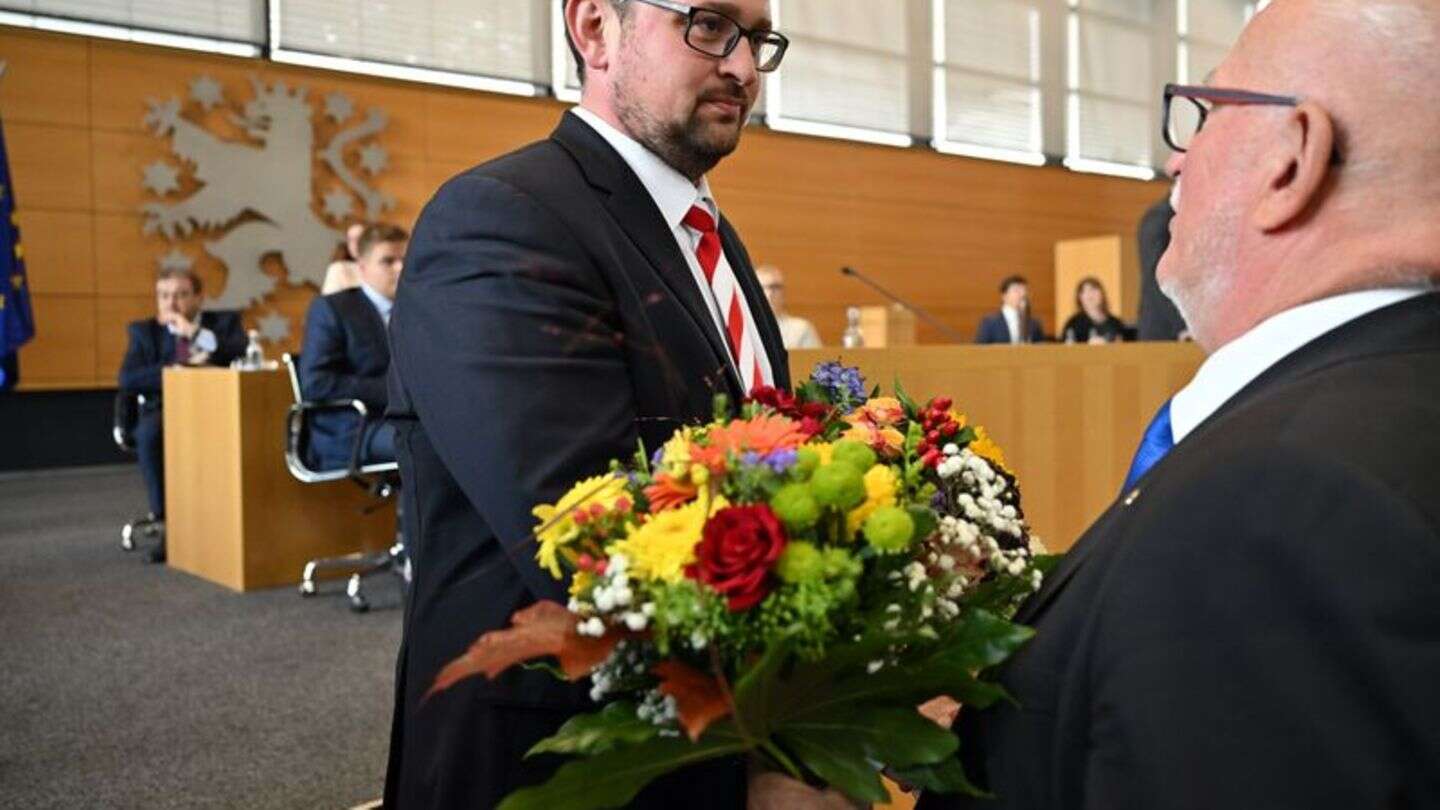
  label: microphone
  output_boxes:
[838,266,968,344]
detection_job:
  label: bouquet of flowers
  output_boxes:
[429,362,1052,809]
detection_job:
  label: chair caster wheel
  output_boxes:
[349,596,370,613]
[345,573,367,613]
[299,580,316,597]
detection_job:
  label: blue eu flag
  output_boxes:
[0,113,36,391]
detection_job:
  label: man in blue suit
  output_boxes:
[975,275,1045,344]
[299,223,406,471]
[118,267,247,561]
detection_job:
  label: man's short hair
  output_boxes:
[999,275,1028,294]
[356,223,409,259]
[157,267,202,295]
[562,0,628,85]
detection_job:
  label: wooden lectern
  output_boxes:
[1053,235,1140,338]
[162,367,396,592]
[857,304,917,348]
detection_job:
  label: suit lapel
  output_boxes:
[550,112,744,400]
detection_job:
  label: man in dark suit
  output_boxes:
[382,1,792,807]
[118,267,246,562]
[975,275,1045,344]
[921,2,1440,808]
[1136,194,1190,340]
[299,223,406,471]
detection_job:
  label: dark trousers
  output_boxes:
[134,409,165,517]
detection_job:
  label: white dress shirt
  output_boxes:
[1001,305,1023,344]
[1170,286,1433,444]
[569,106,774,387]
[358,280,394,327]
[778,313,822,349]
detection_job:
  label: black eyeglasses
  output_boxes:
[1163,83,1343,164]
[628,0,789,72]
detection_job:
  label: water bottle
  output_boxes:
[841,306,865,348]
[243,329,265,370]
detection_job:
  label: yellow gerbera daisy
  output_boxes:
[846,464,899,536]
[610,494,728,583]
[532,473,629,578]
[969,425,1010,474]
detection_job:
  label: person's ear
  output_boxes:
[1253,101,1336,232]
[567,0,614,80]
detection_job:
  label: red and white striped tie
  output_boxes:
[682,205,768,394]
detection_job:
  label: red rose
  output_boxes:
[688,505,788,612]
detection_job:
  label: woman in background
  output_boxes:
[1062,277,1131,344]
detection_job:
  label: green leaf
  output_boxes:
[936,608,1036,671]
[498,725,750,810]
[892,754,992,799]
[907,504,939,542]
[525,702,659,759]
[778,728,890,804]
[781,703,958,770]
[731,629,799,742]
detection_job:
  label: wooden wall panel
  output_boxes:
[15,210,94,295]
[5,122,91,211]
[3,26,1167,390]
[0,29,88,127]
[16,295,95,388]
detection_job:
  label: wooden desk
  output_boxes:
[162,367,396,592]
[790,344,1204,553]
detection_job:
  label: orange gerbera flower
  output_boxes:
[690,414,809,471]
[842,397,907,456]
[644,473,699,512]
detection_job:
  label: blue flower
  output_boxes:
[811,361,867,406]
[765,448,799,474]
[741,451,763,467]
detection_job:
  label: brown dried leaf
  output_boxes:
[424,600,624,701]
[654,660,733,742]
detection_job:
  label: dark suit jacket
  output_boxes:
[976,311,1045,344]
[383,111,790,808]
[117,310,247,396]
[299,288,390,470]
[921,292,1440,810]
[1137,198,1188,341]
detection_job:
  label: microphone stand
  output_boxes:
[838,266,968,344]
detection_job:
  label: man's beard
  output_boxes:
[615,84,746,182]
[1158,202,1239,346]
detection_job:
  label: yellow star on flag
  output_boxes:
[12,244,21,261]
[11,274,22,289]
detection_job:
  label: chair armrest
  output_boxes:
[284,399,372,483]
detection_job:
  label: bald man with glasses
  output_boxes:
[921,2,1440,807]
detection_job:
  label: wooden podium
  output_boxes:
[161,367,396,592]
[790,343,1203,553]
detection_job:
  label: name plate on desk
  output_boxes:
[161,367,395,592]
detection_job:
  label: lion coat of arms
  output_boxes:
[140,76,394,313]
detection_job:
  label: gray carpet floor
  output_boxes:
[0,466,403,809]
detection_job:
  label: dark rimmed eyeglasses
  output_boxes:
[1163,83,1306,153]
[1163,83,1343,166]
[628,0,789,72]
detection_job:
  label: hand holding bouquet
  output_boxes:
[429,363,1052,809]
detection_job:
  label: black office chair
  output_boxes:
[113,391,164,554]
[281,353,409,612]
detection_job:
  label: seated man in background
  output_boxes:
[300,223,406,471]
[118,267,247,562]
[757,265,821,348]
[976,274,1045,344]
